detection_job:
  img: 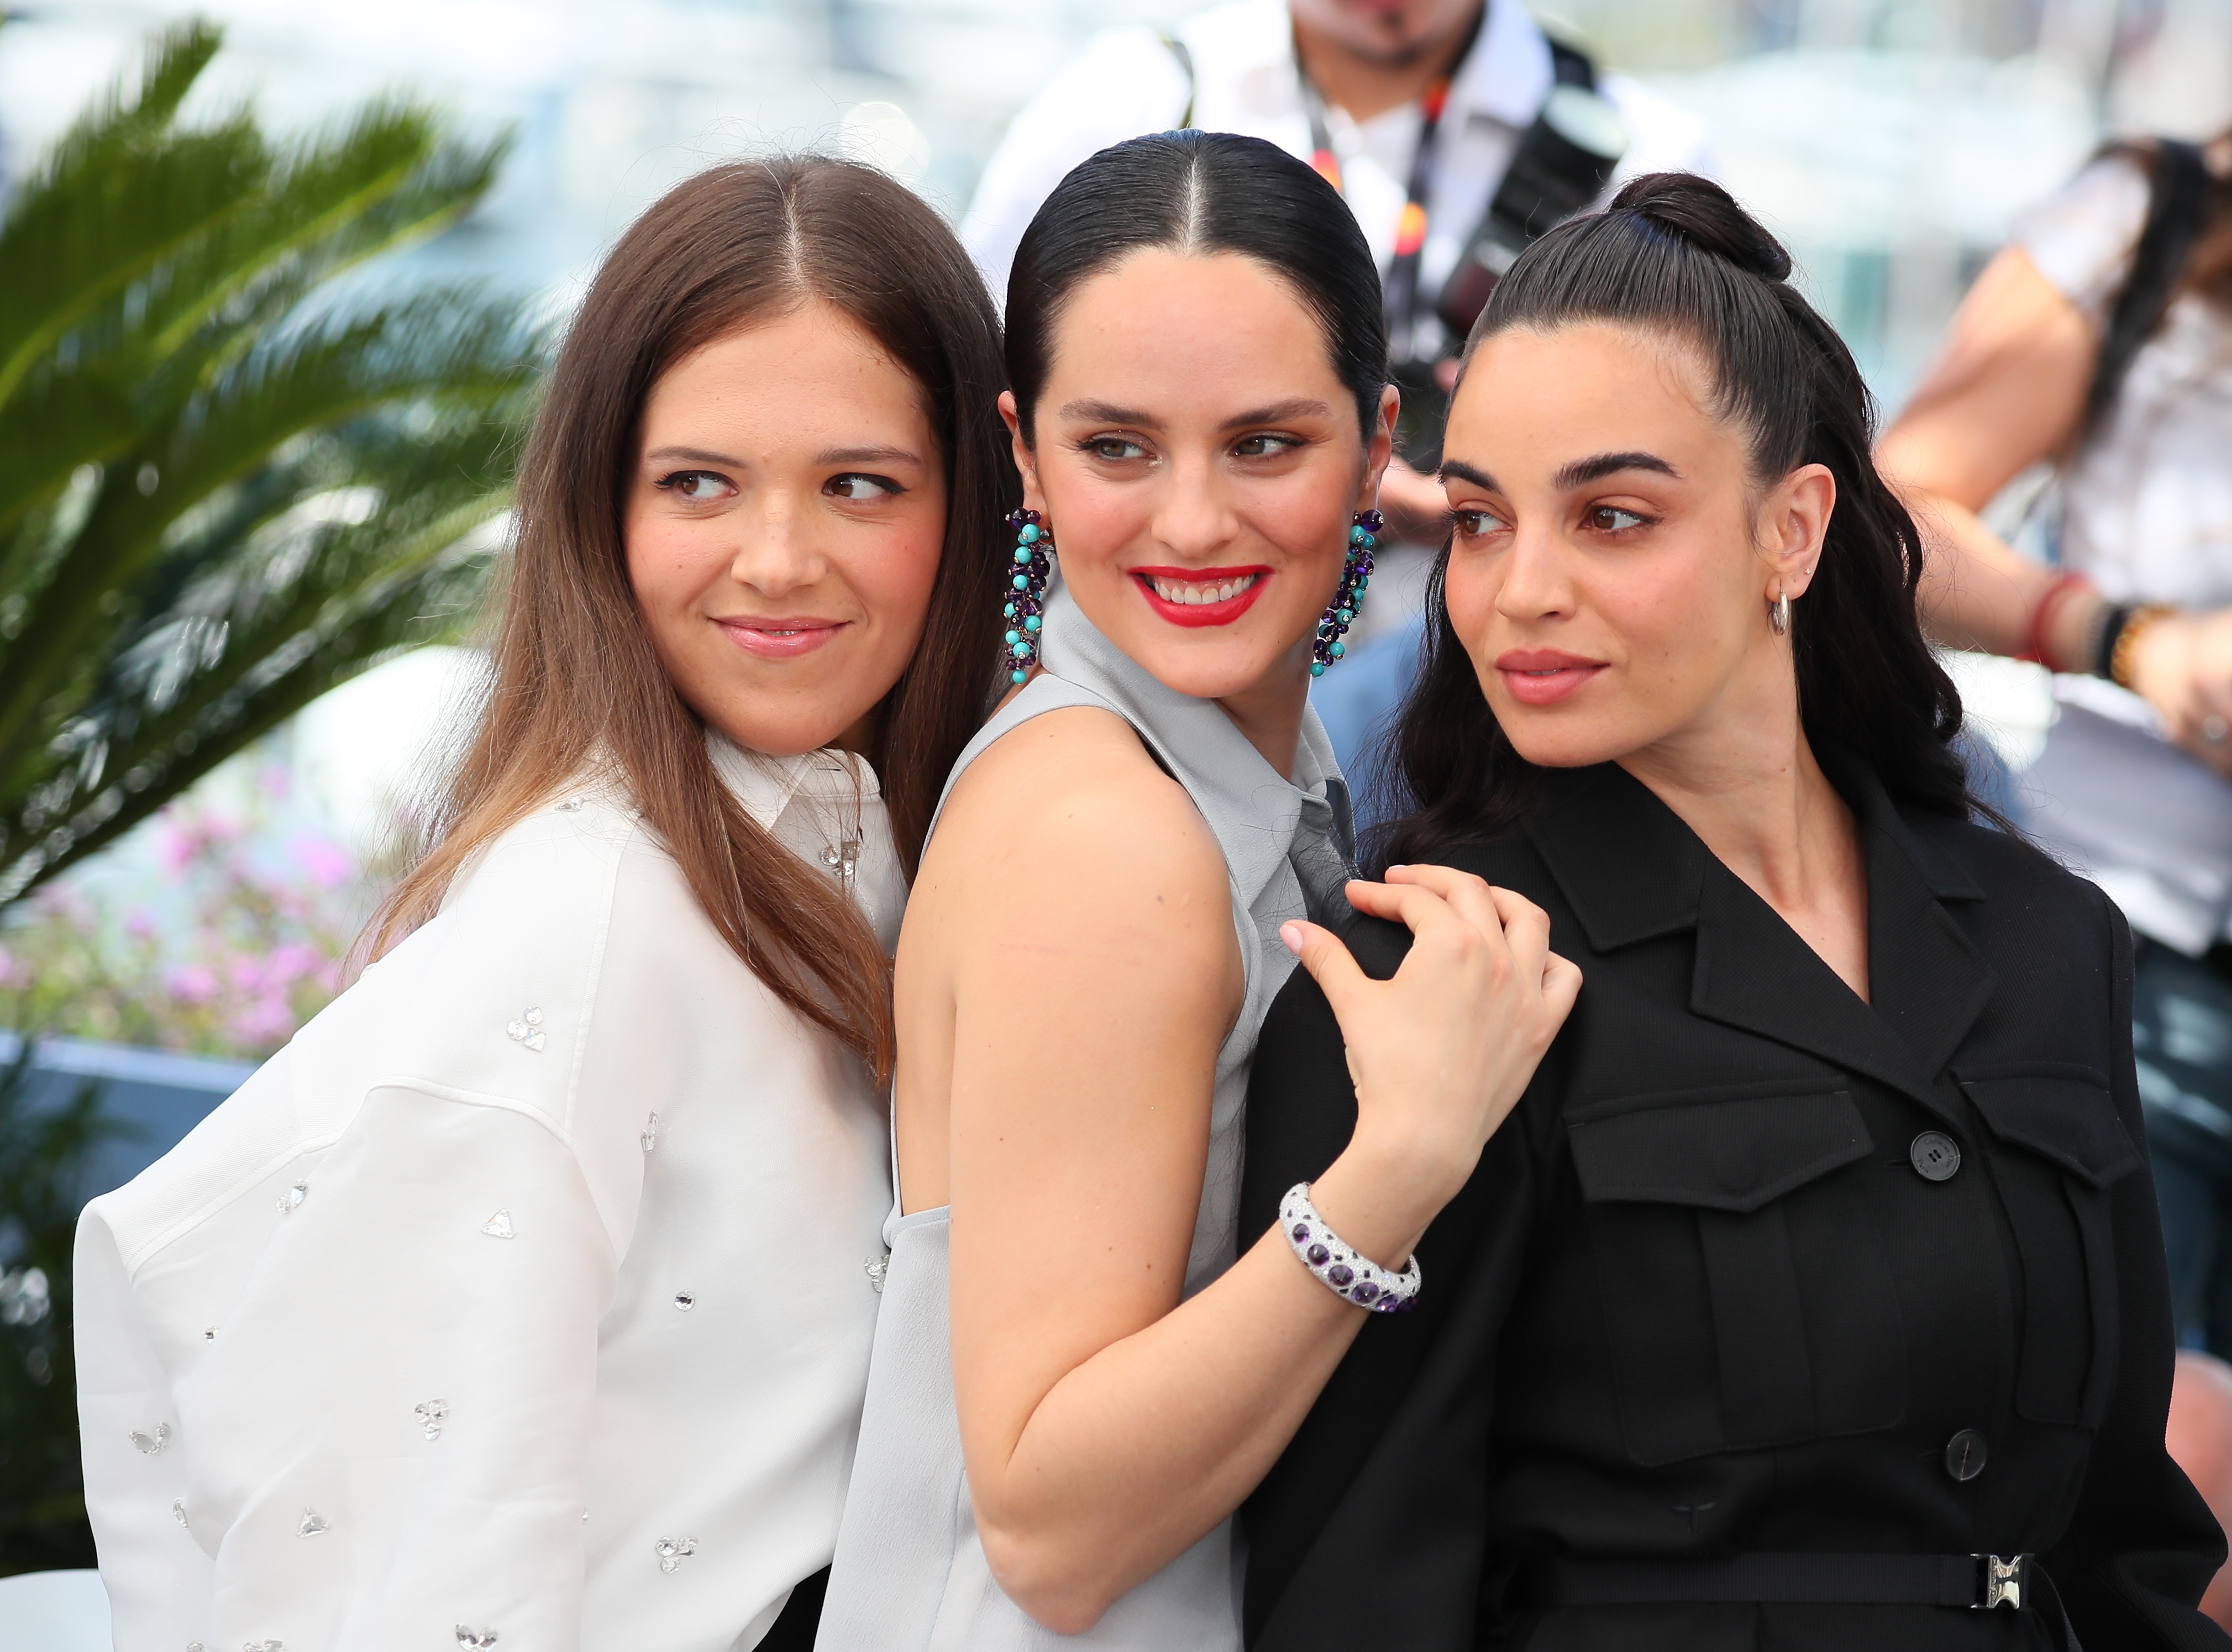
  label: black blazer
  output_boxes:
[1240,760,2229,1651]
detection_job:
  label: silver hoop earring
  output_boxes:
[1769,590,1791,636]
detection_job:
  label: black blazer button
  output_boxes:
[1945,1428,1988,1481]
[1910,1132,1962,1182]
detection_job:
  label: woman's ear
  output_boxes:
[1764,461,1836,601]
[999,390,1047,514]
[1357,382,1401,510]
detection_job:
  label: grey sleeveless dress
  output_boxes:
[816,583,1354,1652]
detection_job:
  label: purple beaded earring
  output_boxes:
[1002,508,1054,686]
[1310,510,1382,677]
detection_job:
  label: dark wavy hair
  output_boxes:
[1005,130,1388,443]
[1378,172,1973,868]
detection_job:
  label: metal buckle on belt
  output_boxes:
[1973,1553,2031,1609]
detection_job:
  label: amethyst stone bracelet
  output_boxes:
[1279,1181,1421,1314]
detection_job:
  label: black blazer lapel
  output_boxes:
[1689,857,1951,1117]
[1530,761,1995,1118]
[1855,785,1999,1087]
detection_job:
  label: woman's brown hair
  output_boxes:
[367,155,1015,1077]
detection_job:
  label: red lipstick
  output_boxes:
[1131,566,1273,629]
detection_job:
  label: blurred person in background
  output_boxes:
[961,0,1711,782]
[72,157,1013,1652]
[1879,134,2232,1375]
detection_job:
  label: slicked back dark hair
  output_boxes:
[1005,130,1388,443]
[1380,171,1974,868]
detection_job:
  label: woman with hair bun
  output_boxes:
[76,156,1012,1652]
[1240,173,2231,1650]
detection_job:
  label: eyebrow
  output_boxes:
[1224,397,1330,429]
[1059,399,1154,426]
[1054,397,1333,430]
[644,445,740,467]
[644,443,925,470]
[1440,458,1499,493]
[1554,451,1680,488]
[812,444,923,468]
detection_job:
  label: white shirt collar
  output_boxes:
[703,734,881,833]
[1444,0,1553,132]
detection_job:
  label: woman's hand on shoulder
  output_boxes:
[1284,865,1580,1266]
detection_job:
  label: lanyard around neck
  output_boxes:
[1295,3,1487,357]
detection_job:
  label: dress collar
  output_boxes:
[1037,583,1353,918]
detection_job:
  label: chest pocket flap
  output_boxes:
[1566,1086,1900,1465]
[1571,1088,1872,1212]
[1960,1066,2141,1187]
[1958,1063,2136,1427]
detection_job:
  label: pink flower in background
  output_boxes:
[267,941,321,983]
[228,995,297,1047]
[291,834,354,890]
[3,776,383,1061]
[166,964,218,1004]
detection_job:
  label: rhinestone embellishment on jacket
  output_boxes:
[415,1399,449,1440]
[505,1007,546,1052]
[297,1509,329,1538]
[864,1256,888,1293]
[654,1535,697,1574]
[276,1181,307,1215]
[640,1113,659,1153]
[481,1209,515,1240]
[821,839,860,896]
[171,1498,189,1528]
[672,1292,695,1312]
[455,1628,499,1649]
[129,1423,169,1455]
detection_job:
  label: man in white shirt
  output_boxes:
[965,0,1711,433]
[963,0,1711,781]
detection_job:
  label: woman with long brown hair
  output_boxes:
[73,155,1011,1652]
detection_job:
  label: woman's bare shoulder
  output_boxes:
[920,704,1232,950]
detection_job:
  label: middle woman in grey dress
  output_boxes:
[818,132,1580,1651]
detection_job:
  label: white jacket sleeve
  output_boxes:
[960,25,1194,302]
[79,805,654,1652]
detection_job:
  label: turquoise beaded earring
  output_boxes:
[1002,508,1053,686]
[1310,509,1382,677]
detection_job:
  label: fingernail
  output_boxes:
[1280,921,1305,956]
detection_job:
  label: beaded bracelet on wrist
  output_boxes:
[1279,1182,1421,1314]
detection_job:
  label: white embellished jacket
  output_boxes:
[74,741,903,1652]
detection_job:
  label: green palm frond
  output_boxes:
[0,18,544,904]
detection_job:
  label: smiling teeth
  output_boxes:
[1149,574,1259,606]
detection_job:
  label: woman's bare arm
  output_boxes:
[899,706,1575,1633]
[1879,243,2232,769]
[1877,245,2097,661]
